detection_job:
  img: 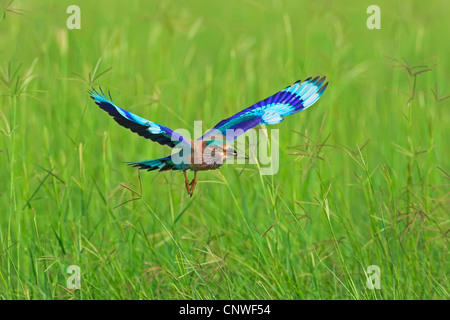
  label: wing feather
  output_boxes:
[202,76,328,141]
[89,88,190,149]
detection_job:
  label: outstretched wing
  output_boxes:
[202,76,328,141]
[89,88,190,149]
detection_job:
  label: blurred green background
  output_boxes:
[0,0,448,299]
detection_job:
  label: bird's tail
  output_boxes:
[128,156,175,171]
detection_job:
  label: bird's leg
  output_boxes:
[189,171,197,197]
[183,171,191,195]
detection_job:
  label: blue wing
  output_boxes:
[89,88,191,149]
[202,76,328,141]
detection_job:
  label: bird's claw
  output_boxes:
[184,171,197,197]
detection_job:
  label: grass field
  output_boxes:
[0,0,449,299]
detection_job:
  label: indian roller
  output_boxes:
[89,76,328,196]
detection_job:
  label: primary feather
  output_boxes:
[89,88,190,149]
[202,76,328,141]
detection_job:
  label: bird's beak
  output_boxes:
[225,148,238,157]
[231,148,249,159]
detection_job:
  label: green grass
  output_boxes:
[0,0,449,300]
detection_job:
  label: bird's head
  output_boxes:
[204,139,238,160]
[222,145,238,158]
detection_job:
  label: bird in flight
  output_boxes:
[89,76,328,197]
